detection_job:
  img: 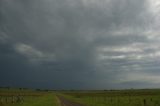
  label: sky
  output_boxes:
[0,0,160,90]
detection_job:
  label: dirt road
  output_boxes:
[57,95,86,106]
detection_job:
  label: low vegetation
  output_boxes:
[2,88,160,106]
[60,89,160,106]
[0,88,60,106]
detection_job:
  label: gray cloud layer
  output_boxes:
[0,0,160,89]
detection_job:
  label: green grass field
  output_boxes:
[2,88,160,106]
[0,88,60,106]
[60,89,160,106]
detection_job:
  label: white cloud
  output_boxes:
[118,72,160,84]
[148,0,160,14]
[99,46,143,53]
[99,55,126,60]
[14,43,55,63]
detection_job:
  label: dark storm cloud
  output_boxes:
[0,0,159,89]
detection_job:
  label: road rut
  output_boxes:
[57,95,86,106]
